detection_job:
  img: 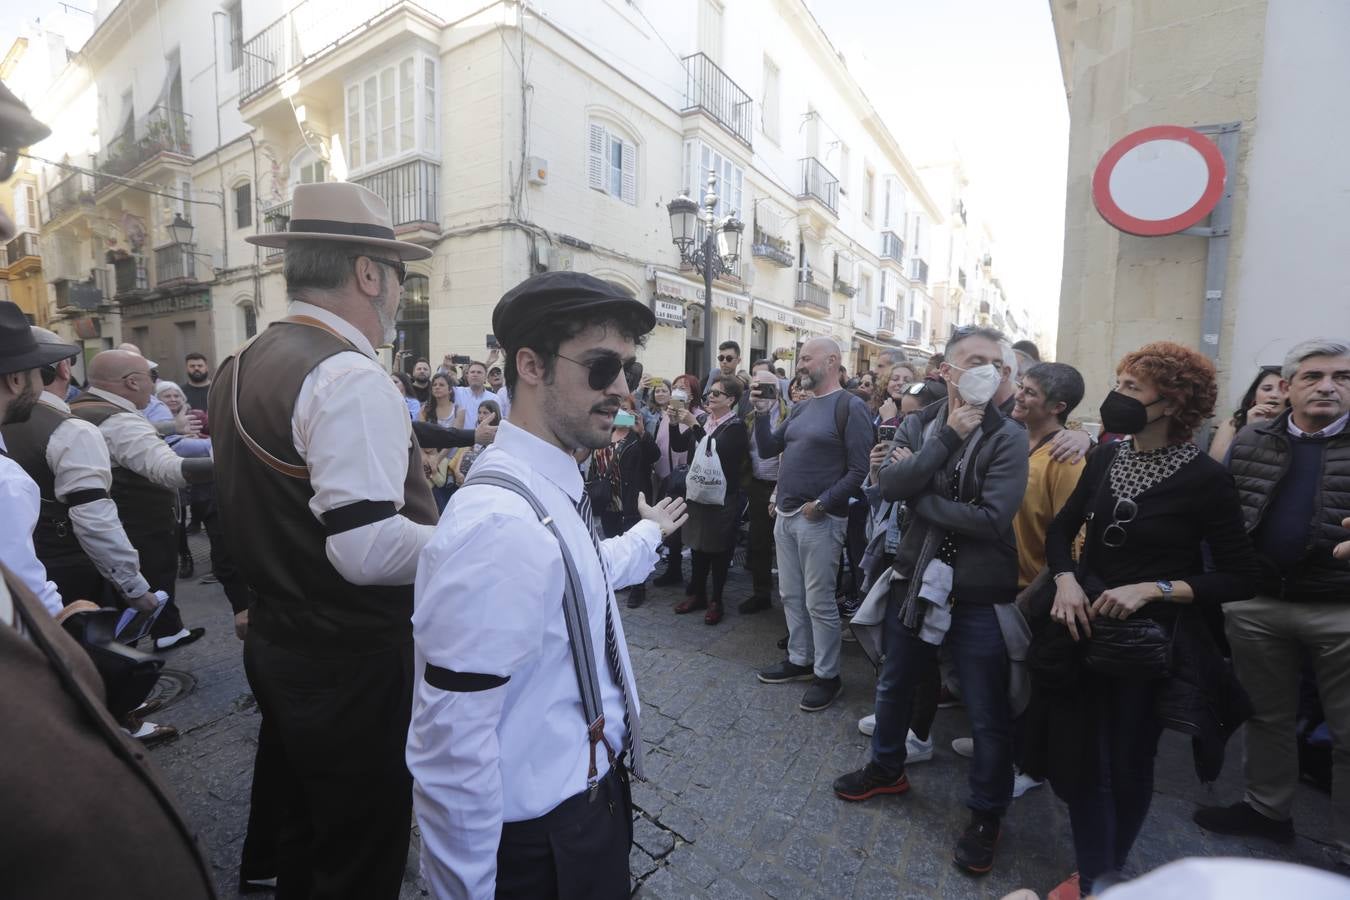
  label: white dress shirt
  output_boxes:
[39,392,150,599]
[84,388,189,490]
[408,420,660,900]
[1288,411,1349,439]
[287,301,436,586]
[0,434,62,616]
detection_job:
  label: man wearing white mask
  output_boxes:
[831,325,1029,878]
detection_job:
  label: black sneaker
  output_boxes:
[756,659,814,684]
[626,585,646,609]
[1193,801,1295,844]
[833,762,909,802]
[953,812,1001,875]
[800,676,843,711]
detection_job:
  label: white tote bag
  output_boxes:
[684,432,727,506]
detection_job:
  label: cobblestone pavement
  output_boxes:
[151,536,1340,898]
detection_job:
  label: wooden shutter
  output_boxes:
[620,139,636,205]
[588,123,605,191]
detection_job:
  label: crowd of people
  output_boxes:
[2,86,1349,900]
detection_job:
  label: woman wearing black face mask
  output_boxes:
[1023,341,1259,898]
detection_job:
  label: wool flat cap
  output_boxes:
[492,271,655,347]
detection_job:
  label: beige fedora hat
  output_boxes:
[245,182,432,260]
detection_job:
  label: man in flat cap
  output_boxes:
[210,182,439,898]
[408,271,688,899]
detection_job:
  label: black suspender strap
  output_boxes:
[462,469,619,798]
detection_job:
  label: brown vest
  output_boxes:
[210,317,437,655]
[0,565,217,899]
[0,400,89,565]
[68,393,179,538]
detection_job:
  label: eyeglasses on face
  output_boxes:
[704,389,729,400]
[717,354,737,363]
[1101,497,1138,549]
[556,352,641,392]
[349,254,407,285]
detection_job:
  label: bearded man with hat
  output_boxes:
[210,181,439,898]
[408,271,688,899]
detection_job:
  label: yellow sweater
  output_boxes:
[1015,441,1085,588]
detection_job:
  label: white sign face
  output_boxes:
[1107,139,1210,221]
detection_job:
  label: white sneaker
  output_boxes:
[858,713,875,736]
[951,736,974,759]
[1012,769,1044,798]
[906,730,934,763]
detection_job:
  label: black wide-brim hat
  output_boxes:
[245,182,432,260]
[0,302,78,375]
[493,271,656,348]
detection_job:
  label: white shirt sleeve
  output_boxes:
[599,519,662,590]
[99,411,188,489]
[0,466,63,616]
[409,506,559,900]
[293,355,436,586]
[47,419,150,600]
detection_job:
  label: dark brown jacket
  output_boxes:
[0,564,217,898]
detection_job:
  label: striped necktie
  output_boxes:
[575,490,645,778]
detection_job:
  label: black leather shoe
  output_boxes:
[738,595,771,614]
[1193,802,1295,843]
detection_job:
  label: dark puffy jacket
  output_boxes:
[1227,411,1350,600]
[880,397,1029,605]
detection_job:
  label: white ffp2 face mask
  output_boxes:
[952,363,1001,406]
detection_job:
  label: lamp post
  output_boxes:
[166,213,215,281]
[667,170,743,378]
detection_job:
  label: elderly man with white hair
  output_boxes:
[751,336,874,712]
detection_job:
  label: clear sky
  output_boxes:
[806,0,1068,345]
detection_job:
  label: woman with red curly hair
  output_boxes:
[1025,341,1259,896]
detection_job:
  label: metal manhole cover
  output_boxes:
[144,669,195,711]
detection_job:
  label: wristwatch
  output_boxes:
[1156,580,1174,600]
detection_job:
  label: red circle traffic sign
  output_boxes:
[1092,125,1226,236]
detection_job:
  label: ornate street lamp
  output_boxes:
[667,170,743,377]
[167,212,194,245]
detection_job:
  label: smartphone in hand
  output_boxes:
[878,424,898,444]
[752,382,777,401]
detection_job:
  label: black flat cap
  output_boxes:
[493,271,655,349]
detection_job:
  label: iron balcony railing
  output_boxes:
[5,232,40,264]
[353,158,439,228]
[44,171,97,223]
[878,306,896,335]
[881,231,904,264]
[261,201,292,261]
[797,158,839,215]
[113,256,149,295]
[681,53,753,148]
[54,276,104,310]
[154,243,197,285]
[794,279,830,313]
[98,106,192,181]
[751,226,794,268]
[239,0,406,103]
[909,258,929,285]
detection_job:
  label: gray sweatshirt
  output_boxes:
[755,390,874,516]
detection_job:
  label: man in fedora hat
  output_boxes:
[210,181,439,898]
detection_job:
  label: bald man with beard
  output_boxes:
[69,349,214,650]
[751,337,874,712]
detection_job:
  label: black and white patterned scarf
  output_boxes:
[1108,439,1200,501]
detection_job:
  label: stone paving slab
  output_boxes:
[150,537,1341,898]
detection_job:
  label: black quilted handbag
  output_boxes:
[1082,616,1175,680]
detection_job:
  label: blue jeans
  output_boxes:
[1065,676,1163,894]
[872,598,1012,815]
